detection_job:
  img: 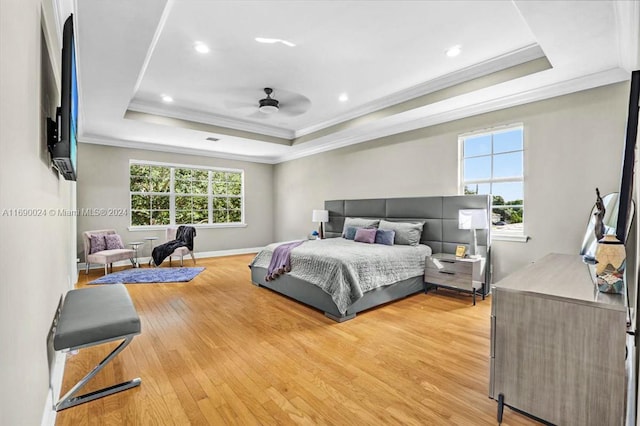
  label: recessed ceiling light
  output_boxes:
[255,37,295,47]
[446,45,462,58]
[161,95,173,103]
[338,93,349,102]
[194,41,210,54]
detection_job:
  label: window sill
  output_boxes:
[128,223,247,231]
[492,233,529,243]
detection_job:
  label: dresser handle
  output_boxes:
[438,271,455,275]
[440,260,456,264]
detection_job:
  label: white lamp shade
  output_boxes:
[458,209,488,230]
[312,209,329,223]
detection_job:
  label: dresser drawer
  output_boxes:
[424,268,478,291]
[426,257,473,274]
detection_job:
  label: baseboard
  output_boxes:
[195,247,262,259]
[41,351,66,426]
[77,247,262,271]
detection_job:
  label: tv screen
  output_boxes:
[49,14,77,181]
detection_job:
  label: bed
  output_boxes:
[250,195,491,322]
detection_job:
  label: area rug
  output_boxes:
[89,267,205,284]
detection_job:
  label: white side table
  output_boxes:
[128,241,144,268]
[144,236,159,266]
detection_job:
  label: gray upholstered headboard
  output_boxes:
[324,195,491,258]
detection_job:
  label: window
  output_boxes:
[130,161,244,227]
[460,125,524,236]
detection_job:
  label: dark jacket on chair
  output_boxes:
[152,225,196,266]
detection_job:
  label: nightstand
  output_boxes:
[424,253,486,305]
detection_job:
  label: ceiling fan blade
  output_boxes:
[246,110,269,119]
[279,103,310,117]
[275,90,311,117]
[224,99,256,110]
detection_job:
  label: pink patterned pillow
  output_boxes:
[89,234,107,254]
[354,227,376,244]
[105,234,124,250]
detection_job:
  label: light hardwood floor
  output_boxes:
[55,254,535,425]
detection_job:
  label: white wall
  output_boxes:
[0,1,77,424]
[273,83,630,281]
[76,143,275,261]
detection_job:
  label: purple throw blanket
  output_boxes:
[265,240,305,281]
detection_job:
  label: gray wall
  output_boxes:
[274,83,630,281]
[0,1,77,424]
[76,144,275,261]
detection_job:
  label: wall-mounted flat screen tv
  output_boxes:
[48,14,77,181]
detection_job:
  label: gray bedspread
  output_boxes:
[250,238,432,314]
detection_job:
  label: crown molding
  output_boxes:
[127,101,295,140]
[85,68,628,166]
[293,44,546,138]
[131,1,174,97]
[274,67,629,163]
[127,44,544,143]
[79,134,279,164]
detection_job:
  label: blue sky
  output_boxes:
[463,129,523,202]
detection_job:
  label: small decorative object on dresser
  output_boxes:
[424,253,486,305]
[594,187,606,241]
[595,234,626,294]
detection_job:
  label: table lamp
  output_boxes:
[312,209,329,239]
[458,209,488,258]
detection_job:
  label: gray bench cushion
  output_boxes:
[54,284,141,351]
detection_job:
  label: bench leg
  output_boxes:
[55,335,141,411]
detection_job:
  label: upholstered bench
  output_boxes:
[83,229,135,275]
[53,284,141,411]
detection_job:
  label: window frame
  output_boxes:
[128,159,246,230]
[458,124,526,240]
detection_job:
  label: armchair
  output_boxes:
[83,229,135,275]
[166,227,196,266]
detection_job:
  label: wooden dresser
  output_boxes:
[490,253,627,425]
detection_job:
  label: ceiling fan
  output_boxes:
[224,87,311,119]
[258,88,279,114]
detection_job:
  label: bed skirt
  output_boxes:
[250,265,425,322]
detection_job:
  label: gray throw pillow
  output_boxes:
[341,217,380,236]
[378,219,424,246]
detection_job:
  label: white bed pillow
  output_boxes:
[341,217,380,237]
[378,219,424,246]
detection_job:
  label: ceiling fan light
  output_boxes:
[259,90,279,113]
[259,104,279,114]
